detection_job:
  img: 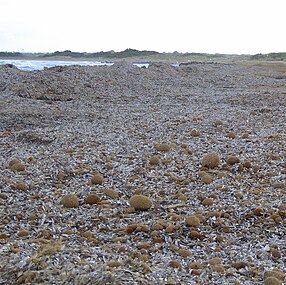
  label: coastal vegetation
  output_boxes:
[250,52,286,61]
[0,49,285,62]
[41,48,160,59]
[0,52,23,57]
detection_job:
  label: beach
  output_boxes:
[0,61,285,284]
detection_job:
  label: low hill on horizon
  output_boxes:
[1,49,285,62]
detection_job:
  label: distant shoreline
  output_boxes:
[1,49,284,63]
[0,54,253,64]
[1,49,285,65]
[0,56,114,63]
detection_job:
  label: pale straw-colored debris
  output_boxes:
[0,62,285,284]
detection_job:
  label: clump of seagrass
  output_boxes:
[225,132,236,139]
[149,156,160,165]
[190,129,201,137]
[17,229,30,237]
[226,155,240,165]
[154,142,171,152]
[264,269,285,284]
[213,119,223,126]
[202,197,214,206]
[103,189,119,199]
[264,277,282,285]
[178,248,192,258]
[107,261,125,267]
[199,172,213,184]
[13,181,28,191]
[15,271,36,284]
[90,173,104,185]
[169,260,182,271]
[61,194,79,208]
[85,194,100,205]
[185,215,200,227]
[129,195,152,210]
[8,159,26,172]
[278,203,286,217]
[201,152,220,169]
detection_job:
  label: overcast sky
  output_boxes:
[0,0,285,54]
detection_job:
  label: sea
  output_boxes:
[0,59,149,71]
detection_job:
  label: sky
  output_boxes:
[0,0,285,54]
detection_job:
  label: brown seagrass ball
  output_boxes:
[154,143,171,152]
[149,156,160,165]
[85,194,100,205]
[264,277,281,285]
[201,152,220,169]
[61,194,79,208]
[226,155,240,165]
[91,174,104,185]
[129,195,152,210]
[185,215,200,227]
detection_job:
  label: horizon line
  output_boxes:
[1,49,286,56]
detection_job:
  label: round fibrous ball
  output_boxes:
[13,181,28,191]
[202,198,214,206]
[154,143,171,152]
[18,229,30,237]
[243,160,252,168]
[201,152,220,169]
[149,156,160,165]
[15,271,36,284]
[57,172,65,181]
[90,174,104,185]
[253,207,264,216]
[8,158,21,168]
[178,248,192,258]
[225,132,236,139]
[185,215,200,227]
[10,163,26,172]
[212,264,225,274]
[264,269,285,282]
[213,119,223,126]
[201,174,213,184]
[61,194,79,208]
[169,260,182,271]
[85,194,100,205]
[231,261,249,269]
[129,195,152,210]
[209,257,222,265]
[264,277,281,285]
[226,155,240,165]
[190,129,201,137]
[198,171,207,178]
[107,261,125,267]
[270,248,281,259]
[278,203,286,217]
[103,189,119,199]
[189,262,202,269]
